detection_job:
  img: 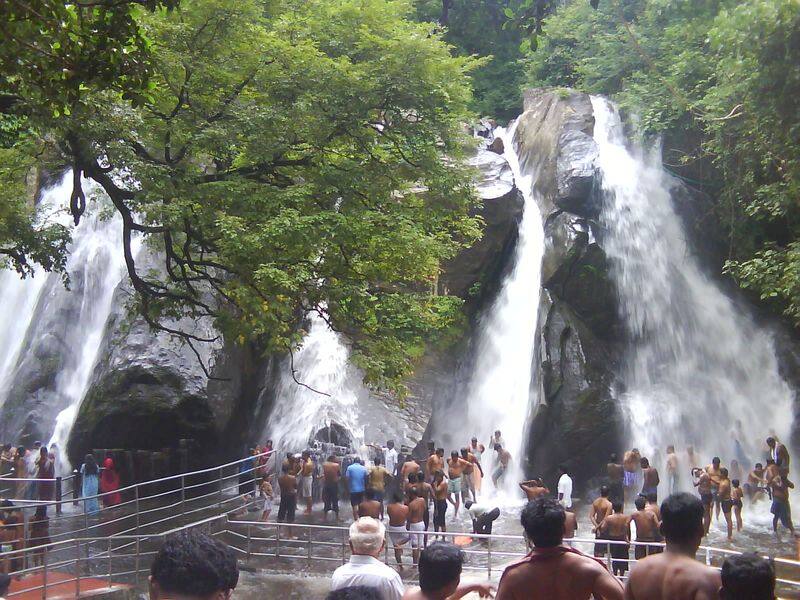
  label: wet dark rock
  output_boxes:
[487,137,505,155]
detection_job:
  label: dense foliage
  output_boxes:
[526,0,800,327]
[0,0,482,394]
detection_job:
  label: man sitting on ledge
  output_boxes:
[495,497,623,600]
[331,517,404,600]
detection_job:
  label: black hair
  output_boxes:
[721,467,729,478]
[721,552,775,600]
[326,586,383,600]
[408,473,415,483]
[712,456,721,464]
[635,496,646,510]
[755,463,763,469]
[451,450,459,458]
[0,573,10,597]
[660,493,704,545]
[521,498,565,548]
[84,454,99,476]
[151,530,239,597]
[419,542,464,592]
[436,448,444,454]
[391,492,404,504]
[612,501,623,513]
[494,444,502,451]
[640,457,650,468]
[732,479,740,487]
[600,485,609,497]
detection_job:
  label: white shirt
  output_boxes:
[468,503,490,520]
[558,473,573,508]
[331,555,404,600]
[383,447,398,476]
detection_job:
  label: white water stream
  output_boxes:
[459,120,545,498]
[592,96,794,475]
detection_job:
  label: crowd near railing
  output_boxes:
[2,448,800,597]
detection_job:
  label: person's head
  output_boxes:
[354,457,362,466]
[149,530,238,600]
[417,472,427,483]
[281,464,289,474]
[766,437,776,449]
[494,444,502,452]
[34,506,47,520]
[33,441,41,450]
[39,446,47,459]
[635,496,647,511]
[250,447,257,456]
[301,451,310,460]
[610,453,618,463]
[667,445,675,453]
[720,552,775,600]
[660,493,704,550]
[433,470,444,484]
[755,462,763,470]
[712,457,721,467]
[15,446,24,458]
[732,479,740,488]
[2,443,10,452]
[0,573,10,598]
[766,458,775,466]
[325,587,383,600]
[387,440,395,450]
[600,485,610,498]
[632,448,639,455]
[494,430,501,438]
[471,437,478,445]
[451,450,459,460]
[521,497,565,548]
[436,448,444,457]
[640,457,649,469]
[348,517,385,557]
[265,439,273,449]
[285,452,293,460]
[390,492,404,504]
[418,542,465,597]
[373,456,381,467]
[408,488,418,500]
[646,492,657,504]
[612,501,623,513]
[464,500,474,510]
[460,448,469,459]
[720,467,729,479]
[408,472,416,484]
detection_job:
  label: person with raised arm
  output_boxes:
[402,542,494,599]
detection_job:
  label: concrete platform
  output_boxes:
[9,572,133,600]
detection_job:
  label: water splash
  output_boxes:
[265,313,366,452]
[592,96,794,474]
[459,120,545,499]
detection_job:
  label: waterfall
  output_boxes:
[0,172,131,467]
[460,120,545,497]
[265,313,367,452]
[592,96,794,469]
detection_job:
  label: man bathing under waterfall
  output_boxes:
[492,445,511,487]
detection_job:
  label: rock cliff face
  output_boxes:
[514,89,624,486]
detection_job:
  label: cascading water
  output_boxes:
[0,172,131,469]
[592,96,794,472]
[459,121,545,497]
[265,313,367,452]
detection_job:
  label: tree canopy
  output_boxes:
[0,0,483,394]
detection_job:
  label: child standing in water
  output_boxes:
[259,478,274,521]
[731,479,744,533]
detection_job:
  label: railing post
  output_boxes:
[73,469,81,506]
[181,475,186,517]
[135,538,140,587]
[487,535,492,579]
[246,525,252,563]
[307,526,312,567]
[341,528,346,564]
[134,485,140,534]
[276,524,281,558]
[56,476,62,516]
[75,538,81,598]
[218,467,224,509]
[705,547,711,565]
[607,542,612,572]
[107,537,112,588]
[42,546,48,600]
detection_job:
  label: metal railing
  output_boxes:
[224,518,800,590]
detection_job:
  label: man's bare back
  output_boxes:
[401,460,420,481]
[278,474,296,495]
[564,511,578,538]
[496,547,623,600]
[631,510,659,540]
[624,552,721,600]
[600,513,630,539]
[608,462,624,482]
[520,481,549,501]
[407,497,426,524]
[387,502,409,526]
[323,461,340,483]
[358,499,381,519]
[591,497,613,532]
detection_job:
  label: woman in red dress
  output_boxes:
[100,457,122,507]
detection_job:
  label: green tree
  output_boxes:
[1,0,482,393]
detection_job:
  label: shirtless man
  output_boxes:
[277,465,297,526]
[426,448,443,483]
[492,445,511,487]
[447,451,469,517]
[640,458,660,502]
[607,454,624,504]
[322,455,341,520]
[631,495,661,561]
[298,451,314,514]
[705,456,724,521]
[665,446,679,494]
[692,467,713,535]
[386,493,410,569]
[492,430,504,448]
[598,502,631,577]
[358,493,382,520]
[401,456,421,483]
[644,493,661,523]
[745,462,767,503]
[495,497,623,600]
[624,493,721,600]
[771,474,795,540]
[431,470,448,537]
[407,489,427,564]
[412,472,433,531]
[520,478,549,501]
[717,467,734,541]
[460,447,482,502]
[764,457,780,488]
[564,509,578,540]
[590,486,614,557]
[767,436,791,478]
[623,449,641,503]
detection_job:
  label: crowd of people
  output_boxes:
[152,493,779,600]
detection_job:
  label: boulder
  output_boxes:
[487,137,505,155]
